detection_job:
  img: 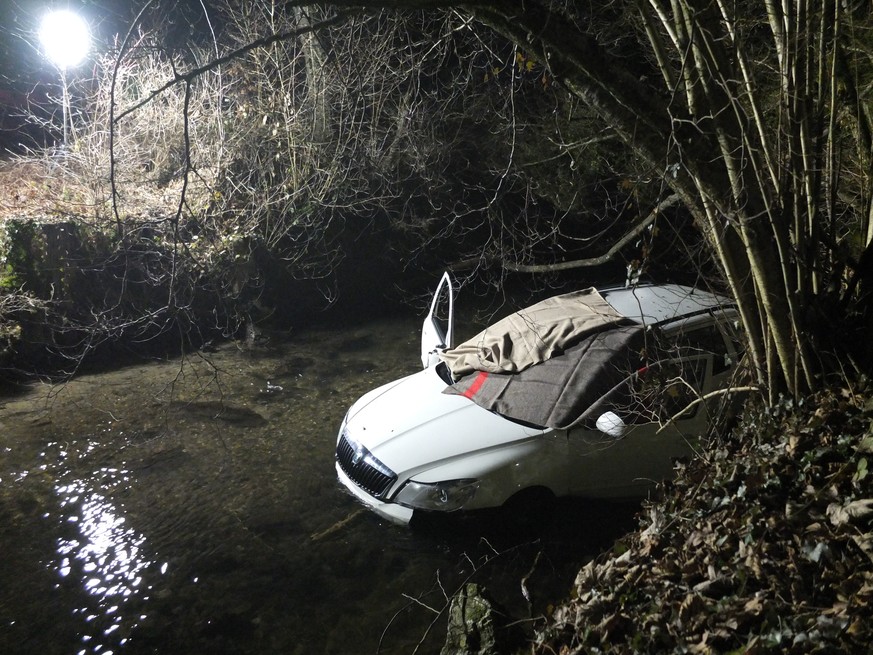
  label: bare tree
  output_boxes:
[240,0,870,398]
[448,0,873,397]
[210,5,634,290]
[13,0,866,400]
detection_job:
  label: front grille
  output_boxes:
[336,432,397,499]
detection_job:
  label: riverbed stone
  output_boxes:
[441,583,505,655]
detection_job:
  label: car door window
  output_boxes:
[686,324,733,374]
[656,318,735,366]
[632,355,709,423]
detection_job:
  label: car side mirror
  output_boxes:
[596,411,627,438]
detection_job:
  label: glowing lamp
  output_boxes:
[39,10,91,70]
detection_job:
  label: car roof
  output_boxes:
[601,283,733,326]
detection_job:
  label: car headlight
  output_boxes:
[394,479,479,512]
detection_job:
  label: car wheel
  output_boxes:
[502,487,557,528]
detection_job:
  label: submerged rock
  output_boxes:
[441,583,505,655]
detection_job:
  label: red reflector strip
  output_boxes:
[462,371,489,399]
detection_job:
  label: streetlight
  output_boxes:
[39,9,91,147]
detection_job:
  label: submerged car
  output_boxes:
[336,273,742,524]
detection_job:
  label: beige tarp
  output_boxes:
[444,325,645,429]
[440,288,628,378]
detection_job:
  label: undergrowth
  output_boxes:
[533,382,873,654]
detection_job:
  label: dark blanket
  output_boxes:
[444,325,646,429]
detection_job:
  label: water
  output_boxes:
[0,315,637,655]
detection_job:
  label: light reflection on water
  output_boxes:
[53,463,164,655]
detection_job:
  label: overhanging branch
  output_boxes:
[503,194,679,273]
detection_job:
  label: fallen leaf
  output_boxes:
[801,541,830,563]
[744,595,766,615]
[851,534,873,564]
[679,593,705,624]
[827,499,873,527]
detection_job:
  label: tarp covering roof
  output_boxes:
[444,325,645,429]
[439,288,629,379]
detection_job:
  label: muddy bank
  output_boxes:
[0,216,411,381]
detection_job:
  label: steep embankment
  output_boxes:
[533,387,873,654]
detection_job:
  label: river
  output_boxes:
[0,313,638,655]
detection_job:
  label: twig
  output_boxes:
[401,593,441,614]
[656,385,760,434]
[520,548,543,608]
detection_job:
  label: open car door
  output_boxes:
[420,271,455,368]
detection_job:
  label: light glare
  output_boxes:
[39,10,90,69]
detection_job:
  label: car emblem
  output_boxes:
[352,447,365,467]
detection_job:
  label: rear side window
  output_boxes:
[616,318,736,426]
[672,323,734,374]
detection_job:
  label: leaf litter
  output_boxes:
[533,383,873,654]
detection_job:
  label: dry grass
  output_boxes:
[0,159,74,220]
[0,39,224,231]
[0,154,216,228]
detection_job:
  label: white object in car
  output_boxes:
[336,273,741,524]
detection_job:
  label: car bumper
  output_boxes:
[335,463,414,525]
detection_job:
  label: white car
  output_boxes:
[336,273,742,525]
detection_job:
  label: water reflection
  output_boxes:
[53,465,162,655]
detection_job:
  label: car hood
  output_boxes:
[344,366,544,474]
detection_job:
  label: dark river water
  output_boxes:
[0,314,638,655]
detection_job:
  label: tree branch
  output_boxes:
[113,12,351,124]
[503,194,679,274]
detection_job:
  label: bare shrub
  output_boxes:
[0,3,667,375]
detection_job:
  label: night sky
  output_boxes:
[0,1,220,151]
[0,1,216,89]
[0,2,130,88]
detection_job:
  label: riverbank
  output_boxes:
[529,386,873,654]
